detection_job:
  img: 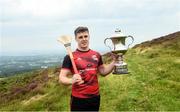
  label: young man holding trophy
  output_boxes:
[59,26,118,111]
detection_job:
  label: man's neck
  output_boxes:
[77,47,90,51]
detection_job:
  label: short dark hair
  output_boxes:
[74,26,89,36]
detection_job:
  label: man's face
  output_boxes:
[75,31,89,49]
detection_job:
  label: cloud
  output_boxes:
[2,0,85,19]
[2,0,87,17]
[2,0,179,20]
[1,0,180,55]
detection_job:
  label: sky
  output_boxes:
[0,0,180,56]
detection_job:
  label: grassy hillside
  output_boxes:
[0,32,180,111]
[0,67,71,111]
[100,32,180,111]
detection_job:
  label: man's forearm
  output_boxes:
[99,61,116,76]
[59,76,72,85]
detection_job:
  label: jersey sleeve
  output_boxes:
[61,55,72,69]
[98,54,103,66]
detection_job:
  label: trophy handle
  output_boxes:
[127,35,134,48]
[104,38,113,51]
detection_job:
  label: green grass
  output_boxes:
[0,39,180,111]
[98,38,180,110]
[0,67,71,111]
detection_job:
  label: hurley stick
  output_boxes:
[57,36,78,74]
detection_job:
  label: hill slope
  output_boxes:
[133,31,180,57]
[0,31,180,111]
[0,68,71,111]
[134,31,180,48]
[100,31,180,111]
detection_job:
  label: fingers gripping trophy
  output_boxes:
[104,29,134,74]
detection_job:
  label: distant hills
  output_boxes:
[0,55,63,77]
[0,31,180,111]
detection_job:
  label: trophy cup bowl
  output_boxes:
[104,29,134,74]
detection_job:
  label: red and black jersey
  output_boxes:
[62,49,103,98]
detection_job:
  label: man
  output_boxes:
[59,26,117,111]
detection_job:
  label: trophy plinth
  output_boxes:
[113,63,128,74]
[113,54,128,74]
[104,29,134,75]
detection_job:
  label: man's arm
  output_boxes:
[98,60,116,76]
[59,68,84,85]
[59,68,72,85]
[98,53,119,76]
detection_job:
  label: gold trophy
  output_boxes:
[104,29,134,74]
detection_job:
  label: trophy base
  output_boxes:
[113,70,129,74]
[113,63,129,75]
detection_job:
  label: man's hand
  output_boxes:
[72,74,84,85]
[109,52,119,62]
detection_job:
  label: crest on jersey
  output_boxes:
[92,55,98,61]
[77,57,82,60]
